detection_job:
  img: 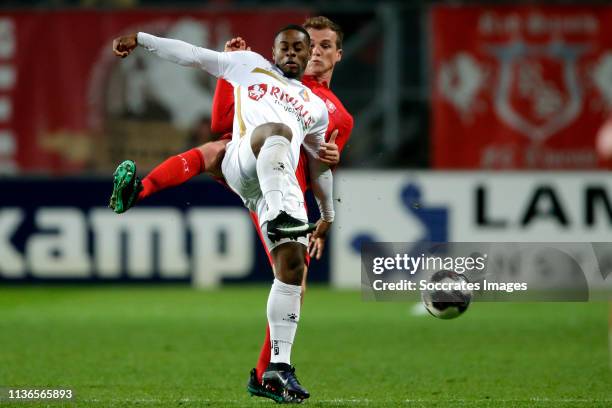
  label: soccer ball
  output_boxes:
[421,270,472,320]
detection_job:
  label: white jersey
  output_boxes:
[219,51,329,168]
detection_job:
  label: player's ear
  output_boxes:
[336,48,343,62]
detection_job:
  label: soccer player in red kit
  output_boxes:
[109,16,353,403]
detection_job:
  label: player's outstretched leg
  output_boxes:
[109,160,142,214]
[108,145,210,214]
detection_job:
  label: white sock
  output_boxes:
[267,278,301,364]
[257,136,291,220]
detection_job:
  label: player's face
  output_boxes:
[272,30,311,79]
[305,28,342,78]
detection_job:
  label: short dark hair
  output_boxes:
[274,24,311,44]
[303,16,344,49]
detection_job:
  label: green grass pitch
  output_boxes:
[0,286,611,407]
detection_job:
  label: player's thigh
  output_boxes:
[237,134,258,179]
[250,123,292,157]
[221,136,258,198]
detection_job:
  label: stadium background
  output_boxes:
[1,1,612,407]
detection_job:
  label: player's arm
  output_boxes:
[306,116,335,242]
[211,79,235,134]
[307,157,334,259]
[309,158,334,228]
[308,159,334,263]
[113,32,260,81]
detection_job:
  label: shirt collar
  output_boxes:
[271,64,302,85]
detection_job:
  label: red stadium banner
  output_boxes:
[431,6,612,169]
[0,9,310,174]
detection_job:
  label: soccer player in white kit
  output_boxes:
[112,25,334,401]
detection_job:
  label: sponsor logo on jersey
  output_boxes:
[325,99,337,114]
[269,86,315,130]
[248,84,268,101]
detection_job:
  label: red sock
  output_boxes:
[138,148,205,201]
[255,325,272,382]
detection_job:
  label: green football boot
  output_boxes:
[267,211,316,243]
[109,160,143,214]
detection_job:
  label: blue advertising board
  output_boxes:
[0,177,329,285]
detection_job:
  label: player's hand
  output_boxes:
[224,37,251,52]
[113,33,138,58]
[309,219,332,259]
[319,129,340,165]
[308,233,327,260]
[311,218,332,244]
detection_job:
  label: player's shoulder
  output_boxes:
[308,91,329,119]
[225,50,271,67]
[315,87,353,125]
[322,87,349,112]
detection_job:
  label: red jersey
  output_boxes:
[211,76,353,192]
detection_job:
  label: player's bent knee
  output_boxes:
[276,260,304,285]
[272,242,305,286]
[251,123,292,157]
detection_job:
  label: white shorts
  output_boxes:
[221,134,309,251]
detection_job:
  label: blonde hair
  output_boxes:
[303,16,344,49]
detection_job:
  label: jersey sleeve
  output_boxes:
[302,103,329,159]
[304,105,334,222]
[216,50,269,85]
[309,161,334,222]
[137,33,267,83]
[211,78,235,134]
